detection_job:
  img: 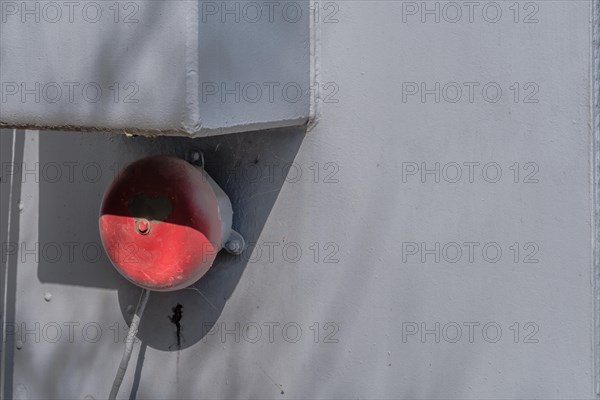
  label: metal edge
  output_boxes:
[307,0,322,132]
[592,0,600,396]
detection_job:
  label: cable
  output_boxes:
[109,288,150,400]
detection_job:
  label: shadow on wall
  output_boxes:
[35,126,306,351]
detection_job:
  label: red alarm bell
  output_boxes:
[98,155,244,291]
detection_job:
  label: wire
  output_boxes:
[109,288,151,400]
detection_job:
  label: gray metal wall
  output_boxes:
[1,0,597,398]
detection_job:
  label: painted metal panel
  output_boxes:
[0,0,310,136]
[0,0,597,399]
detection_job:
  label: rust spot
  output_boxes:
[168,303,184,349]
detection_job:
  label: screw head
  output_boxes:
[227,241,241,253]
[135,218,151,235]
